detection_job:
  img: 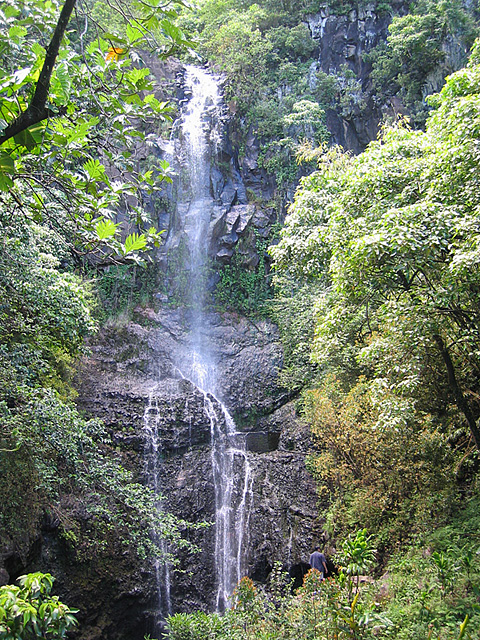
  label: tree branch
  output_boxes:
[0,0,76,146]
[433,333,480,451]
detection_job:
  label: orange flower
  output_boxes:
[106,47,126,62]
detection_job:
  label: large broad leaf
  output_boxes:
[123,233,147,254]
[0,150,14,191]
[0,151,14,173]
[0,172,13,191]
[96,219,118,240]
[13,129,37,151]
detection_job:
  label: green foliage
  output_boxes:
[0,572,77,640]
[273,52,480,449]
[258,139,299,191]
[0,0,198,585]
[214,234,273,316]
[167,545,387,640]
[200,5,274,115]
[0,0,189,263]
[166,611,237,640]
[95,262,159,319]
[338,529,376,579]
[375,503,480,639]
[305,375,457,548]
[268,280,321,391]
[0,210,95,398]
[365,0,478,125]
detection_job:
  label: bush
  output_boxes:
[0,573,77,640]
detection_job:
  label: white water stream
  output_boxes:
[177,66,254,611]
[144,65,254,620]
[142,392,172,623]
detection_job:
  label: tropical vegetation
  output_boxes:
[2,0,480,637]
[0,0,195,611]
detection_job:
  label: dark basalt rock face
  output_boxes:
[306,1,410,153]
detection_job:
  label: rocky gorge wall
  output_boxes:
[72,307,321,636]
[65,64,322,638]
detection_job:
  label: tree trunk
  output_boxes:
[0,0,76,145]
[433,333,480,451]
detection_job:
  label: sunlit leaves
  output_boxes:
[83,158,105,181]
[0,572,78,639]
[0,150,14,172]
[123,232,147,255]
[95,219,118,240]
[0,0,189,264]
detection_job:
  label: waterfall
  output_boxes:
[173,65,254,611]
[143,391,172,629]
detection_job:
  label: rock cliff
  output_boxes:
[71,308,321,636]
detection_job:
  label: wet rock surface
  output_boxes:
[69,307,321,634]
[306,1,409,153]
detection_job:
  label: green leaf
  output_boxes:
[125,68,150,86]
[95,219,118,240]
[4,5,20,18]
[8,25,27,39]
[51,63,71,103]
[123,233,147,254]
[126,24,143,44]
[84,159,105,181]
[13,129,37,151]
[0,151,14,173]
[102,33,127,45]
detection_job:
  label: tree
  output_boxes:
[365,0,477,124]
[0,0,199,579]
[272,45,480,450]
[0,0,192,263]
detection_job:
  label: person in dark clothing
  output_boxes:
[309,547,328,579]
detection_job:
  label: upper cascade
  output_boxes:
[181,66,223,201]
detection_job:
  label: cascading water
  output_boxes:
[173,65,255,611]
[143,391,172,629]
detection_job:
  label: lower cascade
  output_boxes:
[180,359,254,611]
[143,391,172,621]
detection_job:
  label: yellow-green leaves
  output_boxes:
[123,232,147,255]
[0,572,77,639]
[95,219,118,240]
[0,150,14,190]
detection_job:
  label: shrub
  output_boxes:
[0,572,77,640]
